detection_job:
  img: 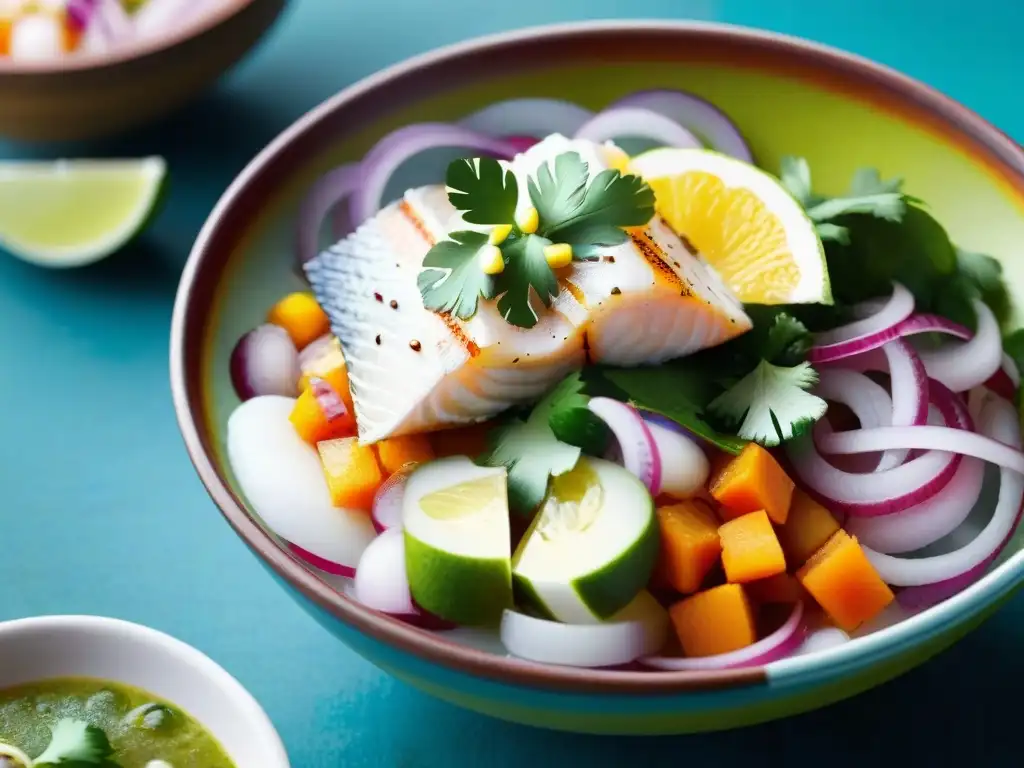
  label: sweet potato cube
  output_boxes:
[375,433,436,474]
[796,530,894,632]
[655,501,722,594]
[745,573,805,605]
[719,510,787,583]
[710,443,794,524]
[669,584,757,658]
[267,292,330,350]
[317,437,383,511]
[777,489,840,566]
[289,379,356,444]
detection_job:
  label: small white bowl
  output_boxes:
[0,615,290,767]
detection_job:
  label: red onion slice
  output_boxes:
[643,420,709,499]
[810,283,915,354]
[814,368,893,428]
[640,600,804,670]
[229,324,300,401]
[607,89,753,163]
[500,592,668,668]
[297,163,360,266]
[372,466,413,533]
[350,124,518,224]
[289,542,356,578]
[916,301,1002,393]
[459,98,594,140]
[309,376,348,421]
[863,395,1024,587]
[588,398,662,494]
[787,383,966,517]
[573,107,702,149]
[353,529,415,615]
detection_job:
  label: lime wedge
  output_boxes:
[0,157,167,268]
[419,474,507,521]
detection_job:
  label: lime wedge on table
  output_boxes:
[403,456,513,626]
[627,148,830,305]
[0,157,166,268]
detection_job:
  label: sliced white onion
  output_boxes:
[797,626,850,655]
[353,529,414,615]
[645,421,709,498]
[640,600,805,670]
[372,466,413,533]
[229,324,300,401]
[917,301,1002,393]
[812,283,915,349]
[573,107,702,149]
[846,457,985,553]
[607,89,753,162]
[350,123,518,224]
[296,163,360,266]
[460,98,594,139]
[863,395,1024,585]
[588,397,661,494]
[500,591,668,668]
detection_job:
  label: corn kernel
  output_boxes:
[489,224,513,245]
[543,243,573,269]
[517,206,539,235]
[478,245,505,275]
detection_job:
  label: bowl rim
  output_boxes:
[171,18,1024,696]
[0,0,258,75]
[0,614,290,764]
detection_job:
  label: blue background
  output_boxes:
[0,0,1019,764]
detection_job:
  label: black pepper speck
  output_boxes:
[374,292,383,302]
[512,357,520,364]
[409,340,422,352]
[375,335,381,345]
[610,287,621,296]
[390,299,399,309]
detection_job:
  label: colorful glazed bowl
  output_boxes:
[170,21,1024,734]
[0,0,286,142]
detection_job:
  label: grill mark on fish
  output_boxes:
[399,199,480,358]
[630,231,690,296]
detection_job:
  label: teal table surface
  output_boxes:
[0,0,1020,764]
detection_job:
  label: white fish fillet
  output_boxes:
[306,135,751,443]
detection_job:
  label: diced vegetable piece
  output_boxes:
[430,422,493,458]
[298,335,345,390]
[655,500,722,594]
[317,437,384,511]
[289,379,356,444]
[745,573,805,605]
[668,583,757,658]
[321,365,355,411]
[375,433,436,474]
[776,489,840,566]
[796,530,894,632]
[710,443,794,524]
[267,292,331,350]
[0,19,10,56]
[719,510,787,583]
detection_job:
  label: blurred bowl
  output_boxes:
[0,0,286,142]
[171,21,1024,734]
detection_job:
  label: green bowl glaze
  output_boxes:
[170,21,1024,734]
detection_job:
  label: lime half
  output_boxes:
[0,157,167,268]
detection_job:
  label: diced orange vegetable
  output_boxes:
[776,489,840,566]
[375,433,435,474]
[796,530,894,632]
[62,17,81,51]
[746,573,805,605]
[317,437,383,510]
[0,19,10,56]
[298,335,345,391]
[429,422,493,458]
[668,584,757,658]
[719,510,787,583]
[710,443,794,524]
[655,500,722,594]
[321,365,355,413]
[289,380,356,444]
[267,292,330,350]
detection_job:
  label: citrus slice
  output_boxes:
[628,148,830,305]
[403,456,513,625]
[512,458,658,624]
[0,157,167,268]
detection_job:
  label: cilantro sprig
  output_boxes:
[418,153,655,329]
[33,719,120,767]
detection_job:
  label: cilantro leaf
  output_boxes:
[707,360,827,447]
[814,222,850,245]
[493,234,558,328]
[956,246,1012,326]
[446,157,518,225]
[805,193,906,224]
[478,377,585,514]
[589,362,747,454]
[417,230,494,320]
[762,313,813,366]
[848,167,904,196]
[545,370,609,456]
[779,156,814,206]
[528,152,654,250]
[34,719,118,767]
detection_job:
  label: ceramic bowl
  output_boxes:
[0,615,289,766]
[0,0,286,142]
[170,21,1024,734]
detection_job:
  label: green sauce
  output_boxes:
[0,678,234,767]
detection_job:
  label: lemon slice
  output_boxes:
[628,148,830,305]
[403,456,513,625]
[0,157,167,268]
